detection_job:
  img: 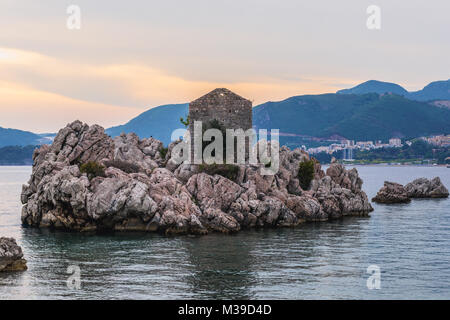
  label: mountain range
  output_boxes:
[0,128,55,148]
[254,92,450,143]
[106,103,189,144]
[1,79,449,148]
[337,79,450,101]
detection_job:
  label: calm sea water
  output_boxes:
[0,165,449,299]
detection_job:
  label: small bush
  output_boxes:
[80,161,105,179]
[180,115,190,127]
[159,146,168,159]
[298,160,315,190]
[199,163,239,181]
[104,160,141,174]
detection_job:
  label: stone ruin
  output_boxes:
[188,88,252,162]
[189,88,252,132]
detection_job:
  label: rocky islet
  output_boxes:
[20,120,374,235]
[372,177,448,204]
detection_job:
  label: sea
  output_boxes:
[0,165,449,299]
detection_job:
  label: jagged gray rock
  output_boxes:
[372,181,411,204]
[0,237,27,272]
[21,121,373,235]
[113,133,163,172]
[311,164,373,218]
[405,177,449,198]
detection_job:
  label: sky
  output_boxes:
[0,0,449,133]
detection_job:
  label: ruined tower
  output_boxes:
[188,88,253,163]
[189,88,252,130]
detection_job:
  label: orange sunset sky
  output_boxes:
[0,0,449,133]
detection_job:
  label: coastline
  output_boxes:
[345,163,449,167]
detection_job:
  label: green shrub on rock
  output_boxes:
[298,160,315,190]
[199,163,239,181]
[159,146,168,159]
[80,161,106,179]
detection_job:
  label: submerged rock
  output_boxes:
[21,121,373,235]
[405,177,449,199]
[0,237,27,272]
[372,181,411,204]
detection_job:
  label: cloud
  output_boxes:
[0,0,448,132]
[0,47,349,132]
[0,79,142,133]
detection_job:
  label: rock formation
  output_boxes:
[0,237,27,272]
[405,177,449,198]
[372,177,449,204]
[21,121,373,235]
[372,181,411,204]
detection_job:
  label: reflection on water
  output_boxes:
[182,234,257,299]
[0,166,449,299]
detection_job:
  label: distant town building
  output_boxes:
[356,141,374,149]
[306,134,448,156]
[345,140,355,147]
[389,138,402,147]
[343,147,354,161]
[424,135,450,147]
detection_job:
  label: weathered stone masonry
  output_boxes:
[189,88,252,131]
[188,88,253,161]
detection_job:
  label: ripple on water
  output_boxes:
[0,165,449,299]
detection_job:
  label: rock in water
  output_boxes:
[311,163,373,218]
[405,177,449,198]
[372,181,411,204]
[0,237,27,272]
[21,121,373,235]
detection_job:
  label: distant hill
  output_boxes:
[0,127,43,148]
[337,80,409,96]
[3,79,450,149]
[0,145,36,165]
[106,92,450,146]
[337,79,450,102]
[253,93,450,142]
[408,79,450,101]
[106,103,189,145]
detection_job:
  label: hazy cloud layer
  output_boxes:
[0,0,449,132]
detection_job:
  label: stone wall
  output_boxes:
[189,88,252,131]
[188,88,253,162]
